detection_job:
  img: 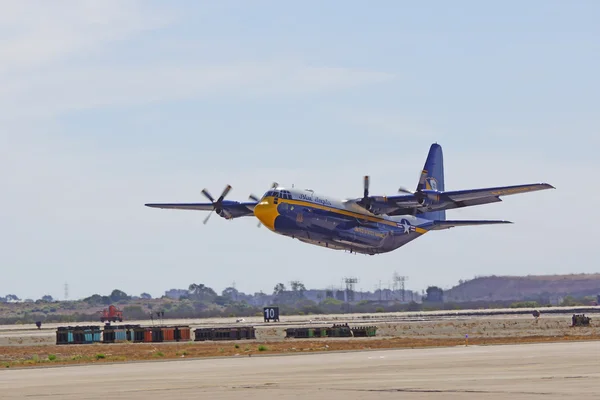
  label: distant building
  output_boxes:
[549,296,564,306]
[164,289,188,299]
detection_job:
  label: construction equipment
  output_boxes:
[571,314,591,327]
[100,305,123,323]
[285,323,377,338]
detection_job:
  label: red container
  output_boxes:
[162,327,175,342]
[179,327,191,341]
[144,329,153,342]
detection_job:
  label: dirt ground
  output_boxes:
[2,334,599,369]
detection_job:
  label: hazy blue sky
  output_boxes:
[1,1,598,300]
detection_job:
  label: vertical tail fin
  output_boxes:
[419,143,445,221]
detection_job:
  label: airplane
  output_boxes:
[145,143,554,255]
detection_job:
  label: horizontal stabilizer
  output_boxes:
[428,219,513,231]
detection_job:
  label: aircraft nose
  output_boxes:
[254,198,278,230]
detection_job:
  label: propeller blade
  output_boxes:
[249,194,259,202]
[203,210,213,224]
[217,184,232,202]
[201,189,215,203]
[363,175,369,198]
[398,186,415,195]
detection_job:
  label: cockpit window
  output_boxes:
[264,190,292,199]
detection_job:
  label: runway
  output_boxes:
[2,341,599,399]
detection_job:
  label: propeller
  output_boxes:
[397,170,439,205]
[249,182,279,228]
[248,182,278,203]
[201,184,232,224]
[246,194,262,227]
[397,186,415,195]
[398,170,428,195]
[358,175,375,211]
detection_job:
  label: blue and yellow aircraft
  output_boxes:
[145,143,554,255]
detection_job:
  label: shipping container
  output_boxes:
[174,326,191,341]
[237,326,256,340]
[56,327,69,345]
[144,329,153,343]
[162,327,175,342]
[115,329,127,342]
[72,327,85,344]
[194,328,213,341]
[93,327,102,342]
[133,327,146,342]
[351,326,377,337]
[151,327,163,342]
[84,327,93,344]
[103,329,115,343]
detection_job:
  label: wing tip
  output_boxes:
[145,203,167,209]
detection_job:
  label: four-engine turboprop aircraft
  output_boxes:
[145,143,554,255]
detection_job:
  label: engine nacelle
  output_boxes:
[417,197,432,206]
[217,209,233,219]
[420,189,441,202]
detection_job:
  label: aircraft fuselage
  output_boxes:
[253,187,430,255]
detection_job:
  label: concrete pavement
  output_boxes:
[1,341,599,399]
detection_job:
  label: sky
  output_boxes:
[1,0,599,301]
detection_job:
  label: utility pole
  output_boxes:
[343,277,358,312]
[393,272,408,302]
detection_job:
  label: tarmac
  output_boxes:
[2,341,599,399]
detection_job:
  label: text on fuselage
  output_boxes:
[298,194,332,206]
[353,227,386,238]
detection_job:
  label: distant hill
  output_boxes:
[445,274,600,302]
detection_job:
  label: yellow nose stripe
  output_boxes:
[253,197,279,230]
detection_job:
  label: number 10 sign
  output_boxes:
[263,306,279,322]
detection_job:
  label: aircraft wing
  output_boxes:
[358,183,554,215]
[442,183,555,203]
[145,201,257,219]
[145,203,216,211]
